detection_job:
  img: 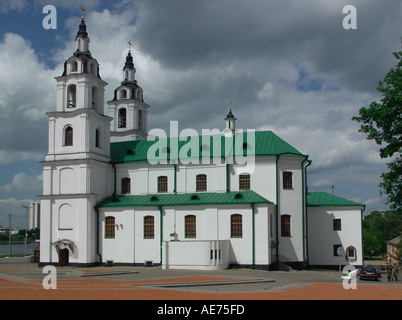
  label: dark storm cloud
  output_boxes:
[134,0,401,93]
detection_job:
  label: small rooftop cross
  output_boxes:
[128,40,132,52]
[80,5,86,19]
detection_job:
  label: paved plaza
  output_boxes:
[0,263,401,300]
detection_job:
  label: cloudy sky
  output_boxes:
[0,0,400,227]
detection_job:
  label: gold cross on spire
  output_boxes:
[80,5,86,19]
[229,100,232,110]
[128,40,132,52]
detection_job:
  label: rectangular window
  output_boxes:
[281,214,291,237]
[283,172,293,189]
[105,216,115,239]
[185,215,196,238]
[231,214,243,238]
[196,174,207,192]
[270,214,273,238]
[333,219,341,231]
[158,176,168,193]
[121,177,131,194]
[239,174,250,190]
[144,216,154,239]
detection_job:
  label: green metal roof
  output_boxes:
[110,130,306,164]
[97,191,271,209]
[307,192,364,207]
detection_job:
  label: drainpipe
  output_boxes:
[158,205,163,265]
[301,157,311,268]
[95,206,102,266]
[251,203,255,269]
[360,205,366,266]
[173,164,177,194]
[112,163,117,196]
[303,159,312,268]
[275,155,280,266]
[226,164,230,193]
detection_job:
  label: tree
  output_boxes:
[352,50,402,211]
[362,210,402,258]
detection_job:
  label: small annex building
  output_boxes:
[39,15,365,270]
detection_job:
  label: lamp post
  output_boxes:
[8,214,12,256]
[22,205,31,256]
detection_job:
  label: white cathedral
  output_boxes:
[39,16,365,270]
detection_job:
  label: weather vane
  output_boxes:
[80,5,86,19]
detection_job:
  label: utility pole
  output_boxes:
[8,214,12,256]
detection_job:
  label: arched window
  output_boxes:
[92,86,98,110]
[105,216,115,239]
[196,174,207,192]
[90,63,96,75]
[67,85,76,108]
[158,176,168,193]
[71,61,78,72]
[64,126,73,146]
[118,108,127,128]
[137,89,142,101]
[185,215,196,238]
[239,174,250,190]
[138,109,143,130]
[231,214,243,238]
[144,216,155,239]
[121,177,131,194]
[59,204,73,230]
[281,214,291,237]
[346,246,357,262]
[120,89,127,99]
[95,128,101,148]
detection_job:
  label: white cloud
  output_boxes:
[0,33,55,163]
[0,1,397,219]
[34,0,100,11]
[0,172,43,193]
[0,0,28,13]
[0,198,36,228]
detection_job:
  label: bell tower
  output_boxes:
[40,12,113,267]
[108,43,151,142]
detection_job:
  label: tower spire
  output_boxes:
[224,100,237,135]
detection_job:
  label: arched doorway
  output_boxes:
[59,249,69,266]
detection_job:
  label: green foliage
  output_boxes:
[0,228,39,243]
[352,50,402,211]
[362,210,402,257]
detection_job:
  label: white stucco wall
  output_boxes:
[307,206,363,266]
[99,204,274,268]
